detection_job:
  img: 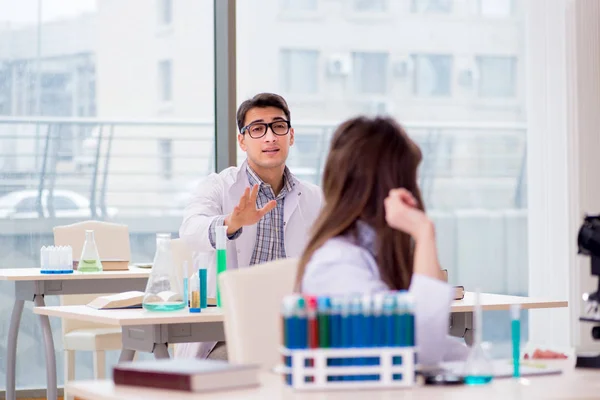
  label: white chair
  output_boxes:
[218,258,298,369]
[53,220,130,400]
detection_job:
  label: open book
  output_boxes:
[87,291,216,309]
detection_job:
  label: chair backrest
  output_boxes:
[53,220,130,270]
[54,220,130,334]
[219,258,298,369]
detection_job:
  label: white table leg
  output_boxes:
[6,299,24,400]
[153,343,171,359]
[450,311,474,346]
[118,349,136,363]
[34,294,58,400]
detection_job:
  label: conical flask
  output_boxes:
[463,289,494,385]
[78,230,103,272]
[142,233,185,311]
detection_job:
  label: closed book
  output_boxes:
[113,359,260,392]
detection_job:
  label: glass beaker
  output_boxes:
[142,233,186,311]
[463,289,494,385]
[78,230,103,272]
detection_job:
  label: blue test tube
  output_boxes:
[372,293,385,348]
[393,291,409,371]
[361,294,377,380]
[383,294,396,347]
[350,295,363,381]
[281,295,297,385]
[295,297,309,382]
[329,296,342,381]
[340,295,352,381]
[405,293,415,347]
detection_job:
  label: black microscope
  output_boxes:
[576,214,600,368]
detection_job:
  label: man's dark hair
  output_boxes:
[236,93,291,132]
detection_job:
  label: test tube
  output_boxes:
[216,226,227,307]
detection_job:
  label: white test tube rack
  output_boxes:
[278,346,416,390]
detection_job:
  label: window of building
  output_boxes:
[411,0,453,13]
[159,138,173,180]
[352,52,389,94]
[352,0,388,12]
[412,54,452,96]
[280,0,318,12]
[280,49,319,94]
[158,60,172,102]
[477,56,517,97]
[158,0,173,25]
[480,0,514,17]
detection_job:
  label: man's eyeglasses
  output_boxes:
[241,120,291,139]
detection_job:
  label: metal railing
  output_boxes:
[0,117,527,225]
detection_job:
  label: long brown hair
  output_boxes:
[296,116,424,291]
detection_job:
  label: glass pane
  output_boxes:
[353,52,389,94]
[280,0,318,12]
[477,56,517,97]
[480,0,513,17]
[280,49,319,94]
[0,0,214,390]
[412,54,452,97]
[237,0,529,346]
[353,0,388,12]
[411,0,453,13]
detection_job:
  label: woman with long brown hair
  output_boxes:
[296,116,468,365]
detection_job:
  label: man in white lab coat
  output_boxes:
[177,93,323,359]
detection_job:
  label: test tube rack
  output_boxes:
[278,346,415,390]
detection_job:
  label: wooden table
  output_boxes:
[449,292,568,345]
[34,292,568,359]
[34,292,568,371]
[35,306,225,361]
[0,267,149,400]
[66,360,599,399]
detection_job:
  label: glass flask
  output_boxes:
[142,233,186,311]
[463,289,494,385]
[78,230,103,272]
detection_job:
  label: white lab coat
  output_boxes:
[176,160,323,359]
[301,229,469,365]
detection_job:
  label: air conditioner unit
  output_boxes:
[327,54,352,76]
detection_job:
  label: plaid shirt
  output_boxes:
[208,165,295,266]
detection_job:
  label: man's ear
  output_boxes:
[289,127,295,146]
[238,133,247,151]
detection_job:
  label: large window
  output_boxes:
[0,0,214,392]
[239,0,528,346]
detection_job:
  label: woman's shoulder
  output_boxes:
[301,236,385,295]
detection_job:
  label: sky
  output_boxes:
[0,0,96,27]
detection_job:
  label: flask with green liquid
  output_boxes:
[216,226,227,307]
[77,230,103,272]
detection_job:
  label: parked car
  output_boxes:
[0,189,118,219]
